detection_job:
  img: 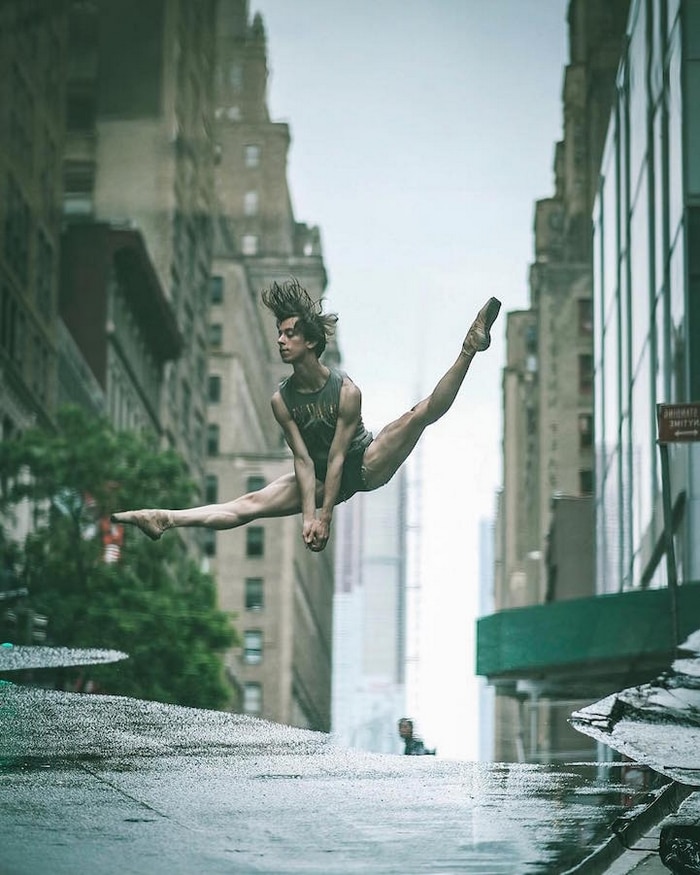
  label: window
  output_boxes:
[245,578,264,611]
[67,93,96,131]
[31,333,44,399]
[208,375,221,403]
[246,526,264,557]
[193,411,204,459]
[241,234,258,256]
[578,354,593,395]
[203,528,216,557]
[246,475,266,492]
[244,190,258,216]
[1,285,17,359]
[243,630,263,664]
[181,380,190,437]
[579,469,594,496]
[229,63,243,91]
[244,144,260,167]
[2,415,15,441]
[9,64,33,172]
[41,131,56,219]
[205,474,218,504]
[207,423,220,456]
[243,682,262,714]
[578,299,593,336]
[578,413,593,449]
[35,231,53,317]
[209,276,223,304]
[208,323,222,349]
[4,174,30,285]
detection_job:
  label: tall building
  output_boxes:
[63,0,218,474]
[0,1,69,438]
[594,0,700,590]
[331,471,408,754]
[481,0,631,763]
[2,1,336,729]
[59,222,181,431]
[479,0,700,766]
[206,0,334,731]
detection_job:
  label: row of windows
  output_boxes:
[3,173,56,317]
[7,55,61,223]
[0,285,51,403]
[4,174,30,286]
[592,2,691,592]
[205,474,265,498]
[203,522,265,558]
[10,6,63,108]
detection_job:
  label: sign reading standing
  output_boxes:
[657,403,700,444]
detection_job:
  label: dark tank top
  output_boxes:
[278,368,373,482]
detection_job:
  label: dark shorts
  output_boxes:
[337,444,372,503]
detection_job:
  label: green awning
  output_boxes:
[476,582,700,693]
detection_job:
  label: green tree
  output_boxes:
[0,406,238,709]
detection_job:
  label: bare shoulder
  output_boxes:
[339,376,362,419]
[271,390,289,420]
[340,375,362,400]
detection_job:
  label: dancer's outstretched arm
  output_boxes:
[309,378,362,552]
[271,392,319,550]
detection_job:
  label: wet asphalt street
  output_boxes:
[0,679,665,875]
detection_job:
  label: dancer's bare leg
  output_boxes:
[361,297,501,491]
[112,473,325,540]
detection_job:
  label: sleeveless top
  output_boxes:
[278,368,373,482]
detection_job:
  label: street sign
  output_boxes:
[657,402,700,444]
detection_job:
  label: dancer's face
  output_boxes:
[277,317,315,363]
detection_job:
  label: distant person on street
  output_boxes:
[113,279,501,553]
[398,717,435,756]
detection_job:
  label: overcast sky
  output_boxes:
[253,0,569,759]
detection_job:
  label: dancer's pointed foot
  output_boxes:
[462,297,502,356]
[111,509,172,541]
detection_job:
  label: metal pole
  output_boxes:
[659,441,679,648]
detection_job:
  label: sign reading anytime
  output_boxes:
[657,403,700,443]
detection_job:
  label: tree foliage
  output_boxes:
[0,406,238,709]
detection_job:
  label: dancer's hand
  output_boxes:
[304,518,330,552]
[302,518,316,549]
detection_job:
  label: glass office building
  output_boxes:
[593,0,700,593]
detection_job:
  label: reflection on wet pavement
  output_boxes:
[0,681,670,874]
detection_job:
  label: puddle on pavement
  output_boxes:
[0,645,127,672]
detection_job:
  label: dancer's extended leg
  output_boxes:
[112,473,324,540]
[360,297,501,491]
